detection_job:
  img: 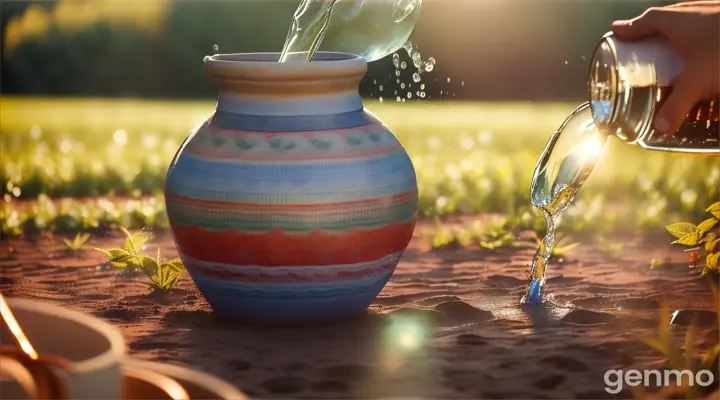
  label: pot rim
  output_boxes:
[204,51,367,83]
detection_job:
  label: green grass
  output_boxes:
[1,96,718,237]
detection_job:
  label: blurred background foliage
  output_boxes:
[2,0,669,100]
[3,0,715,239]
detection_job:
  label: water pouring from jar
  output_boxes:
[279,0,422,63]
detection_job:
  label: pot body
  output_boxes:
[165,52,418,322]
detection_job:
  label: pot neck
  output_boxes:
[206,52,367,117]
[216,87,364,117]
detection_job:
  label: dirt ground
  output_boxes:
[1,218,718,399]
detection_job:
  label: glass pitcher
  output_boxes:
[588,32,719,156]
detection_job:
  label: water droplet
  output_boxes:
[401,98,406,103]
[420,84,425,90]
[213,44,219,54]
[400,61,407,70]
[461,81,465,86]
[379,96,384,104]
[412,72,421,82]
[440,90,443,95]
[581,55,586,61]
[420,92,426,98]
[393,53,400,68]
[412,52,422,68]
[379,85,384,91]
[395,70,401,77]
[403,41,413,53]
[415,91,420,96]
[447,77,451,83]
[396,79,400,84]
[425,57,436,72]
[373,79,377,84]
[407,92,412,99]
[203,56,211,62]
[394,90,398,95]
[396,96,402,102]
[564,61,568,65]
[400,83,406,89]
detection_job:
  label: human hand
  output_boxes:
[611,1,720,134]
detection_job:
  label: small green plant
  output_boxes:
[63,232,90,252]
[427,218,475,249]
[95,227,152,268]
[95,227,185,292]
[478,226,515,249]
[138,248,186,292]
[664,201,720,277]
[476,218,517,249]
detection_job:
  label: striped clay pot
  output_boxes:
[164,52,418,322]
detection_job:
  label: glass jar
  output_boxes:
[588,32,719,156]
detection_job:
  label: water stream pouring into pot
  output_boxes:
[279,0,422,63]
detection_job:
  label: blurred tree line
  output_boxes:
[1,0,671,100]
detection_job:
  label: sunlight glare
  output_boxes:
[576,134,604,159]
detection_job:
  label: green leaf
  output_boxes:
[73,233,90,248]
[63,238,74,248]
[479,240,500,249]
[697,218,719,236]
[706,201,720,214]
[705,235,719,252]
[665,222,697,239]
[150,262,184,291]
[119,227,132,240]
[164,259,185,272]
[707,201,720,219]
[706,252,720,270]
[672,232,701,246]
[95,248,134,268]
[123,231,153,254]
[107,249,132,261]
[137,255,159,276]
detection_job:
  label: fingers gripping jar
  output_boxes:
[588,32,719,155]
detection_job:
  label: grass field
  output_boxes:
[1,96,718,237]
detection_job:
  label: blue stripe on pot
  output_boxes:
[209,109,370,132]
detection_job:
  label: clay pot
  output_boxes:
[165,52,418,322]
